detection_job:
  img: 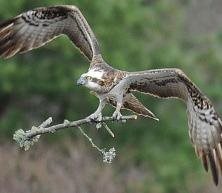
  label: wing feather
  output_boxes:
[208,149,218,185]
[201,153,209,172]
[216,144,222,173]
[120,68,222,185]
[0,5,100,61]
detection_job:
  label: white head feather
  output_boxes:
[85,69,104,79]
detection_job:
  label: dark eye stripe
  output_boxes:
[92,78,98,82]
[87,76,104,86]
[98,80,104,86]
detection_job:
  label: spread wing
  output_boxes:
[0,5,100,61]
[121,68,222,185]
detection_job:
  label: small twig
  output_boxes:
[102,123,115,138]
[78,126,104,153]
[78,125,116,163]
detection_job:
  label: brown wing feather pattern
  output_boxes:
[122,68,222,185]
[0,5,100,60]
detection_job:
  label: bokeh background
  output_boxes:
[0,0,222,192]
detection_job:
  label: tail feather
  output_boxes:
[108,93,158,121]
[123,94,158,120]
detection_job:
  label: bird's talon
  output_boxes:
[112,111,122,121]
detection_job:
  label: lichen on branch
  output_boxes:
[13,115,137,163]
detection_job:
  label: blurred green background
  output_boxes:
[0,0,222,192]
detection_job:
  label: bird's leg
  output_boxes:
[112,94,123,120]
[88,98,106,121]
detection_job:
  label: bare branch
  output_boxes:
[13,115,137,152]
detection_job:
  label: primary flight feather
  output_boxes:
[0,5,99,60]
[0,5,221,185]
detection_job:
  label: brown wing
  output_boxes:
[121,68,222,185]
[0,5,100,60]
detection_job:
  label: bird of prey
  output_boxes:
[0,5,222,185]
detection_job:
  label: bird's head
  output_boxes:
[76,69,105,92]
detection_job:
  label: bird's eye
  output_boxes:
[87,76,92,80]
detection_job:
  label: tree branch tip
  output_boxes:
[13,128,40,151]
[133,115,138,120]
[121,119,127,123]
[102,123,115,138]
[96,123,102,129]
[40,117,53,128]
[63,119,70,126]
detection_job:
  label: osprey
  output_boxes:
[0,5,222,185]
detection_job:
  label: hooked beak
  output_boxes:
[77,76,86,86]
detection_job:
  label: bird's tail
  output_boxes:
[122,94,158,120]
[107,93,158,120]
